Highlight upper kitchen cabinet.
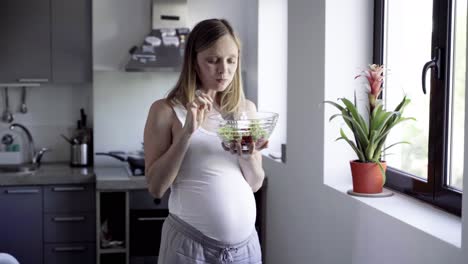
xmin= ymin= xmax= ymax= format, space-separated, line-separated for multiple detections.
xmin=0 ymin=0 xmax=92 ymax=84
xmin=51 ymin=0 xmax=92 ymax=83
xmin=0 ymin=0 xmax=52 ymax=83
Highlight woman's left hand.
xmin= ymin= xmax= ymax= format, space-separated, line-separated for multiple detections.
xmin=222 ymin=139 xmax=269 ymax=156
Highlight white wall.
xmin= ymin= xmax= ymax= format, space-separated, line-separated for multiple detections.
xmin=92 ymin=0 xmax=259 ymax=165
xmin=263 ymin=0 xmax=468 ymax=263
xmin=0 ymin=84 xmax=92 ymax=163
xmin=93 ymin=72 xmax=177 ymax=165
xmin=324 ymin=0 xmax=373 ymax=186
xmin=257 ymin=0 xmax=287 ymax=155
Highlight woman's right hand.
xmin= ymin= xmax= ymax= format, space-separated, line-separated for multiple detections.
xmin=183 ymin=91 xmax=213 ymax=135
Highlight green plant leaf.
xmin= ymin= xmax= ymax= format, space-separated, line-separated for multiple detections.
xmin=377 ymin=161 xmax=386 ymax=185
xmin=338 ymin=109 xmax=363 ymax=151
xmin=337 ymin=128 xmax=366 ymax=161
xmin=394 ymin=96 xmax=411 ymax=113
xmin=374 ymin=117 xmax=415 ymax=144
xmin=372 ymin=111 xmax=399 ymax=137
xmin=365 ymin=130 xmax=377 ymax=161
xmin=341 ymin=114 xmax=369 ymax=151
xmin=372 ymin=138 xmax=386 ymax=161
xmin=324 ymin=100 xmax=346 ymax=112
xmin=383 ymin=141 xmax=411 ymax=152
xmin=328 ymin=113 xmax=342 ymax=122
xmin=340 ymin=98 xmax=369 ymax=135
xmin=339 ymin=99 xmax=369 ymax=153
xmin=371 ymin=103 xmax=383 ymax=122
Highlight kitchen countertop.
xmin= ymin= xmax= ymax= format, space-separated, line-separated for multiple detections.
xmin=0 ymin=162 xmax=148 ymax=190
xmin=1 ymin=163 xmax=264 ymax=191
xmin=94 ymin=165 xmax=148 ymax=191
xmin=0 ymin=162 xmax=95 ymax=186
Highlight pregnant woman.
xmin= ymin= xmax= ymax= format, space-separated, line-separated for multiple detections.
xmin=144 ymin=18 xmax=267 ymax=264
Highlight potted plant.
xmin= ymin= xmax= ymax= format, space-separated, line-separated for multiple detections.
xmin=325 ymin=64 xmax=414 ymax=194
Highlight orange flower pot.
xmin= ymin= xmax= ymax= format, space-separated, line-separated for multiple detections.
xmin=350 ymin=160 xmax=387 ymax=194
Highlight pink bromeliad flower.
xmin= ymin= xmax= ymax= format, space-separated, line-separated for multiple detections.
xmin=355 ymin=64 xmax=385 ymax=112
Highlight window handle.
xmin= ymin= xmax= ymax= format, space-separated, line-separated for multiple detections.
xmin=422 ymin=47 xmax=442 ymax=94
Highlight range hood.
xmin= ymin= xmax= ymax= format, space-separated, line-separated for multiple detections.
xmin=125 ymin=0 xmax=190 ymax=72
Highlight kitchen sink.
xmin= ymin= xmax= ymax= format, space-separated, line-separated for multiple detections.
xmin=0 ymin=164 xmax=39 ymax=175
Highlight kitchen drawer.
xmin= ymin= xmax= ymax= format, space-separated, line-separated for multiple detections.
xmin=44 ymin=212 xmax=95 ymax=243
xmin=130 ymin=209 xmax=168 ymax=257
xmin=44 ymin=243 xmax=95 ymax=264
xmin=129 ymin=189 xmax=170 ymax=210
xmin=44 ymin=184 xmax=95 ymax=212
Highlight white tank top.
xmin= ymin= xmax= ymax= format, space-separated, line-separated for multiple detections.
xmin=168 ymin=103 xmax=257 ymax=243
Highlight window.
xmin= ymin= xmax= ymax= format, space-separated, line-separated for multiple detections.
xmin=374 ymin=0 xmax=466 ymax=216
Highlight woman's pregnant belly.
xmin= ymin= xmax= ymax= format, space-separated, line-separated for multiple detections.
xmin=169 ymin=170 xmax=257 ymax=244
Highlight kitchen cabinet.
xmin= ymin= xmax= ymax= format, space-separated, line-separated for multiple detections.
xmin=0 ymin=0 xmax=52 ymax=83
xmin=43 ymin=184 xmax=96 ymax=264
xmin=97 ymin=191 xmax=129 ymax=264
xmin=129 ymin=190 xmax=169 ymax=263
xmin=51 ymin=0 xmax=92 ymax=83
xmin=0 ymin=0 xmax=92 ymax=84
xmin=96 ymin=186 xmax=267 ymax=264
xmin=0 ymin=186 xmax=43 ymax=264
xmin=0 ymin=183 xmax=96 ymax=264
xmin=96 ymin=190 xmax=169 ymax=264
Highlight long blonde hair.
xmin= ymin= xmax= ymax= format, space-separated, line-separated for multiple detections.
xmin=167 ymin=19 xmax=244 ymax=114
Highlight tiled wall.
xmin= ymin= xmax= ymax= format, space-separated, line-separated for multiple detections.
xmin=0 ymin=84 xmax=92 ymax=163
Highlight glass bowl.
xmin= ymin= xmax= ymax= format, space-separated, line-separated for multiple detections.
xmin=208 ymin=111 xmax=279 ymax=151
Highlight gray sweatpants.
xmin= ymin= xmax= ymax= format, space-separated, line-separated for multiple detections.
xmin=157 ymin=214 xmax=262 ymax=264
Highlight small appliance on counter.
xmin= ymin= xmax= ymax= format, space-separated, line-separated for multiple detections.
xmin=70 ymin=143 xmax=89 ymax=167
xmin=62 ymin=108 xmax=93 ymax=167
xmin=0 ymin=132 xmax=25 ymax=165
xmin=0 ymin=123 xmax=50 ymax=167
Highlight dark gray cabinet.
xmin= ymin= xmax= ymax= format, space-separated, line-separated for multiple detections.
xmin=0 ymin=184 xmax=96 ymax=264
xmin=44 ymin=184 xmax=95 ymax=213
xmin=0 ymin=0 xmax=92 ymax=84
xmin=51 ymin=0 xmax=92 ymax=83
xmin=0 ymin=186 xmax=43 ymax=264
xmin=43 ymin=184 xmax=96 ymax=264
xmin=44 ymin=243 xmax=95 ymax=264
xmin=0 ymin=0 xmax=52 ymax=83
xmin=129 ymin=190 xmax=169 ymax=263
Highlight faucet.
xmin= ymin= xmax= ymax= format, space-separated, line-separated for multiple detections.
xmin=9 ymin=123 xmax=49 ymax=167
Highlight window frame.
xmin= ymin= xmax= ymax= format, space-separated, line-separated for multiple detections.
xmin=374 ymin=0 xmax=462 ymax=216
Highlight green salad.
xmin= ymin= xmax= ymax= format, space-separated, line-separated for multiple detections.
xmin=218 ymin=120 xmax=268 ymax=144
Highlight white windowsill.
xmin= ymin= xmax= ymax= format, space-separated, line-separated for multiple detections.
xmin=325 ymin=182 xmax=462 ymax=248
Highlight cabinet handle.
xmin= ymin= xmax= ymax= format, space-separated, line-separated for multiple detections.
xmin=52 ymin=186 xmax=85 ymax=192
xmin=18 ymin=78 xmax=49 ymax=83
xmin=53 ymin=216 xmax=85 ymax=222
xmin=53 ymin=246 xmax=86 ymax=252
xmin=5 ymin=189 xmax=39 ymax=194
xmin=137 ymin=217 xmax=166 ymax=221
xmin=0 ymin=83 xmax=40 ymax=87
